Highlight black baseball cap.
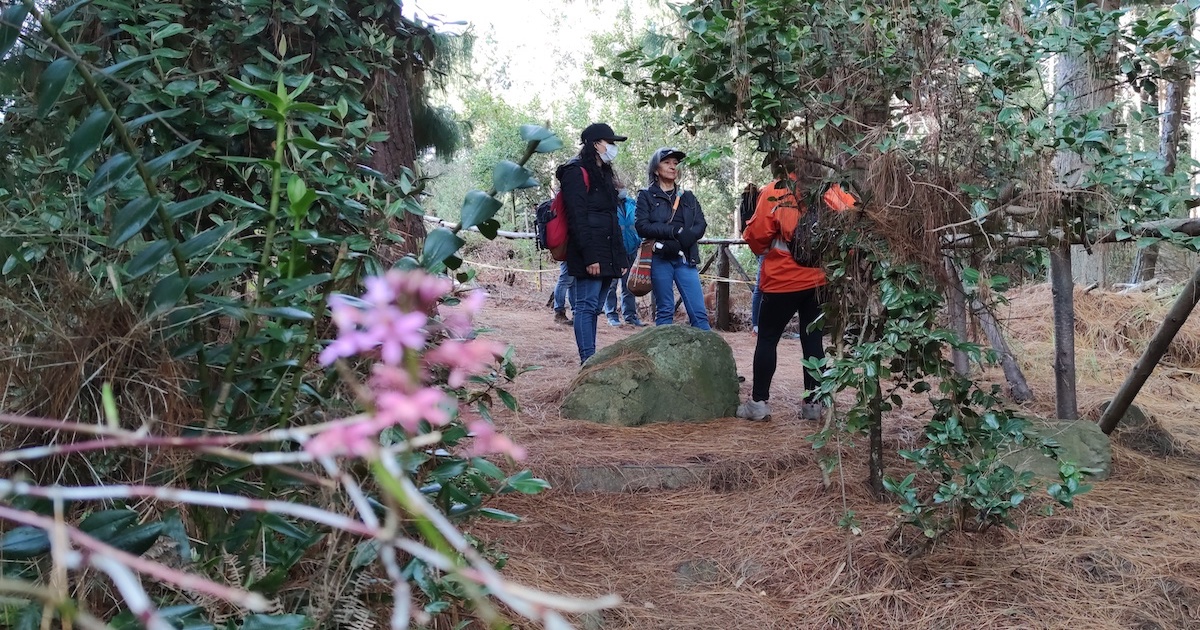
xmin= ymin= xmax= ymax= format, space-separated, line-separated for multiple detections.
xmin=655 ymin=147 xmax=687 ymax=162
xmin=580 ymin=122 xmax=628 ymax=144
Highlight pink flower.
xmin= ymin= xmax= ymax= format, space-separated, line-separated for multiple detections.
xmin=376 ymin=386 xmax=451 ymax=434
xmin=465 ymin=419 xmax=526 ymax=460
xmin=305 ymin=416 xmax=389 ymax=458
xmin=425 ymin=339 xmax=507 ymax=387
xmin=443 ymin=289 xmax=488 ymax=338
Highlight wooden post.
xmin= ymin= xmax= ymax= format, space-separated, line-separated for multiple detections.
xmin=970 ymin=297 xmax=1034 ymax=403
xmin=716 ymin=245 xmax=731 ymax=330
xmin=1098 ymin=263 xmax=1200 ymax=434
xmin=1049 ymin=239 xmax=1078 ymax=420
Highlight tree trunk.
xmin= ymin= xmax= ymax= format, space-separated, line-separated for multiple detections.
xmin=1050 ymin=239 xmax=1078 ymax=419
xmin=1130 ymin=27 xmax=1189 ymax=283
xmin=970 ymin=297 xmax=1034 ymax=403
xmin=370 ymin=68 xmax=424 ymax=256
xmin=1049 ymin=0 xmax=1115 ymax=420
xmin=1099 ymin=262 xmax=1200 ymax=434
xmin=944 ymin=258 xmax=970 ymax=377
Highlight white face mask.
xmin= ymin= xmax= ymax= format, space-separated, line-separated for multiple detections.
xmin=599 ymin=142 xmax=618 ymax=163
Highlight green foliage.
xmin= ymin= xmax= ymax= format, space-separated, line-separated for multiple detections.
xmin=807 ymin=234 xmax=1091 ymax=544
xmin=0 ymin=0 xmax=562 ymax=626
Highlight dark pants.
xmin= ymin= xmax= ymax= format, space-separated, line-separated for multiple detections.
xmin=751 ymin=287 xmax=824 ymax=402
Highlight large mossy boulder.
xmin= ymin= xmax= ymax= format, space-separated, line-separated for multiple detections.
xmin=1003 ymin=418 xmax=1112 ymax=481
xmin=561 ymin=325 xmax=739 ymax=426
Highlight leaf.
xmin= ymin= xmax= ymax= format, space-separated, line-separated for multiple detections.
xmin=460 ymin=190 xmax=502 ymax=231
xmin=110 ymin=196 xmax=161 ymax=247
xmin=125 ymin=107 xmax=189 ymax=132
xmin=260 ymin=513 xmax=310 ymax=541
xmin=471 ymin=457 xmax=506 ymax=480
xmin=146 ymin=273 xmax=187 ymax=315
xmin=99 ymin=54 xmax=153 ymax=76
xmin=492 ymin=161 xmax=535 ymax=193
xmin=253 ymin=306 xmax=313 ymax=321
xmin=350 ymin=540 xmax=380 ymax=569
xmin=227 ymin=76 xmax=283 ymax=109
xmin=166 ymin=191 xmax=222 ymax=220
xmin=241 ymin=614 xmax=314 ymax=630
xmin=85 ymin=152 xmax=137 ymax=198
xmin=422 ymin=228 xmax=464 ymax=270
xmin=178 ymin=224 xmax=234 ymax=260
xmin=287 ymin=175 xmax=307 ymax=205
xmin=518 ymin=124 xmax=553 ymax=142
xmin=478 ymin=508 xmax=521 ymax=522
xmin=106 ymin=522 xmax=164 ymax=555
xmin=535 ymin=136 xmax=564 ymax=153
xmin=273 ymin=273 xmax=331 ymax=299
xmin=36 ymin=58 xmax=76 ymax=118
xmin=146 ymin=140 xmax=203 ymax=175
xmin=0 ymin=526 xmax=50 ymax=559
xmin=79 ymin=509 xmax=139 ymax=534
xmin=0 ymin=4 xmax=29 ymax=60
xmin=51 ymin=0 xmax=89 ymax=29
xmin=67 ymin=108 xmax=114 ymax=171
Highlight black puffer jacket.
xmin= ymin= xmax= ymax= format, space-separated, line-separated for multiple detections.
xmin=557 ymin=158 xmax=627 ymax=279
xmin=635 ymin=183 xmax=707 ymax=266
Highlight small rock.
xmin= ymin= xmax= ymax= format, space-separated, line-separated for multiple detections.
xmin=676 ymin=558 xmax=723 ymax=586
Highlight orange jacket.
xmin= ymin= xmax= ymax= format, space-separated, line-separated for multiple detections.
xmin=743 ymin=178 xmax=857 ymax=294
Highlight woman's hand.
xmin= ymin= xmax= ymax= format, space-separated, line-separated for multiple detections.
xmin=587 ymin=263 xmax=600 ymax=276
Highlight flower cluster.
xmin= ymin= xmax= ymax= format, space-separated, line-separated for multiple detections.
xmin=306 ymin=269 xmax=522 ymax=460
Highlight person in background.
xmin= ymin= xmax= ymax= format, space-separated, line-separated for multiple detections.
xmin=604 ymin=179 xmax=645 ymax=327
xmin=559 ymin=122 xmax=630 ymax=364
xmin=635 ymin=147 xmax=710 ymax=329
xmin=552 ymin=260 xmax=574 ymax=325
xmin=737 ymin=147 xmax=857 ymax=422
xmin=738 ymin=183 xmax=764 ymax=335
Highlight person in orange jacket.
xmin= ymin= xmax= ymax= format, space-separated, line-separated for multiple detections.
xmin=737 ymin=147 xmax=857 ymax=421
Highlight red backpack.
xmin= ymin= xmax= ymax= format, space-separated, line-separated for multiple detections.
xmin=536 ymin=168 xmax=590 ymax=262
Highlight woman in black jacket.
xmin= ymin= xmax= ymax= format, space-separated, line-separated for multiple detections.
xmin=557 ymin=122 xmax=630 ymax=364
xmin=634 ymin=147 xmax=710 ymax=329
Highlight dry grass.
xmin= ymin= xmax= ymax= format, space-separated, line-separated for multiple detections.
xmin=0 ymin=267 xmax=197 ymax=487
xmin=461 ymin=253 xmax=1200 ymax=630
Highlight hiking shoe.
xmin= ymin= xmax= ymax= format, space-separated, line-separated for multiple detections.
xmin=626 ymin=317 xmax=646 ymax=327
xmin=606 ymin=316 xmax=621 ymax=327
xmin=800 ymin=403 xmax=825 ymax=421
xmin=554 ymin=310 xmax=572 ymax=325
xmin=736 ymin=399 xmax=770 ymax=421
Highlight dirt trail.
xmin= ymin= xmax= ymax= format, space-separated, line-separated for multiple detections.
xmin=464 ymin=259 xmax=1200 ymax=630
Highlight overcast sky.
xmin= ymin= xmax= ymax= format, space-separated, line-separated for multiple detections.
xmin=405 ymin=0 xmax=657 ymax=109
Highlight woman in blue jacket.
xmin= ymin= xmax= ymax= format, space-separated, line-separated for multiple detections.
xmin=634 ymin=147 xmax=710 ymax=329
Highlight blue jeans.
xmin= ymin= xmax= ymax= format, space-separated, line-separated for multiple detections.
xmin=553 ymin=261 xmax=575 ymax=311
xmin=650 ymin=256 xmax=710 ymax=330
xmin=573 ymin=276 xmax=613 ymax=363
xmin=751 ymin=254 xmax=765 ymax=329
xmin=603 ymin=267 xmax=639 ymax=322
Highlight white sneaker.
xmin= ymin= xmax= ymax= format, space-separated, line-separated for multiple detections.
xmin=736 ymin=399 xmax=770 ymax=421
xmin=800 ymin=403 xmax=826 ymax=421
